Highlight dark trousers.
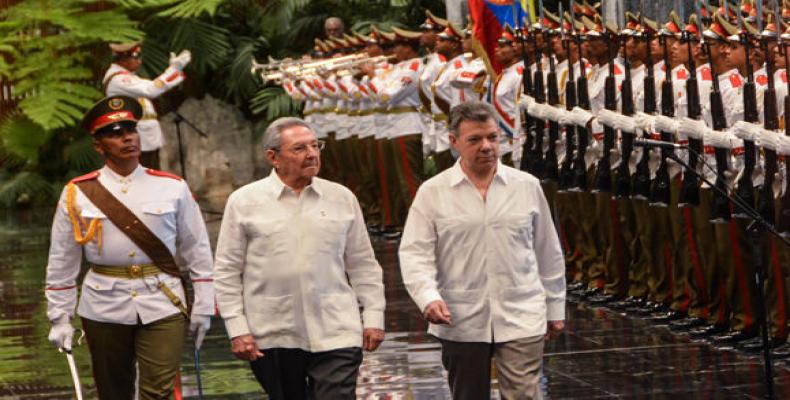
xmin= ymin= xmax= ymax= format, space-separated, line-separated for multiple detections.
xmin=250 ymin=347 xmax=362 ymax=400
xmin=82 ymin=313 xmax=186 ymax=400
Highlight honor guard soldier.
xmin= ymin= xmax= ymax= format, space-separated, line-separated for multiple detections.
xmin=431 ymin=23 xmax=466 ymax=172
xmin=45 ymin=96 xmax=215 ymax=399
xmin=450 ymin=25 xmax=490 ymax=106
xmin=418 ymin=11 xmax=449 ymax=159
xmin=492 ymin=27 xmax=526 ymax=166
xmin=104 ymin=42 xmax=191 ymax=169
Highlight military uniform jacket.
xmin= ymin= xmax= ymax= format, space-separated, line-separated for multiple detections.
xmin=382 ymin=57 xmax=424 ymax=139
xmin=492 ymin=60 xmax=525 ymax=160
xmin=45 ymin=165 xmax=215 ymax=325
xmin=104 ymin=64 xmax=185 ymax=152
xmin=431 ymin=54 xmax=467 ymax=153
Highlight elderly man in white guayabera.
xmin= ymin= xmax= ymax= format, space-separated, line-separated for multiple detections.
xmin=213 ymin=117 xmax=386 ymax=400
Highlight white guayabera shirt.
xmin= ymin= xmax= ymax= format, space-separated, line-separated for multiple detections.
xmin=214 ymin=170 xmax=385 ymax=352
xmin=399 ymin=160 xmax=566 ymax=343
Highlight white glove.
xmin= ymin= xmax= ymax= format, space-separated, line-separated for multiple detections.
xmin=634 ymin=112 xmax=656 ymax=132
xmin=543 ymin=105 xmax=562 ymax=122
xmin=48 ymin=320 xmax=74 ymax=351
xmin=190 ymin=314 xmax=212 ymax=350
xmin=615 ymin=114 xmax=638 ymax=133
xmin=731 ymin=120 xmax=761 ymax=142
xmin=558 ymin=108 xmax=574 ymax=126
xmin=704 ymin=129 xmax=735 ymax=149
xmin=777 ymin=135 xmax=790 ymax=156
xmin=677 ymin=117 xmax=708 ymax=140
xmin=758 ymin=130 xmax=782 ymax=151
xmin=654 ymin=115 xmax=679 ymax=134
xmin=520 ymin=94 xmax=535 ymax=112
xmin=528 ymin=101 xmax=548 ymax=119
xmin=570 ymin=106 xmax=594 ymax=127
xmin=595 ymin=109 xmax=619 ymax=129
xmin=169 ymin=49 xmax=192 ymax=71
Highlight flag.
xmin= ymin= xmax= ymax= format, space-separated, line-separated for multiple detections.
xmin=467 ymin=0 xmax=530 ymax=74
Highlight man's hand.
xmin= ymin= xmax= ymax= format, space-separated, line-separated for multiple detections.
xmin=362 ymin=328 xmax=385 ymax=351
xmin=231 ymin=334 xmax=263 ymax=361
xmin=423 ymin=300 xmax=452 ymax=325
xmin=48 ymin=321 xmax=75 ymax=350
xmin=545 ymin=320 xmax=565 ymax=340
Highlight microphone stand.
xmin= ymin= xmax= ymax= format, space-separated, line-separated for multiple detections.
xmin=172 ymin=111 xmax=209 ymax=181
xmin=666 ymin=146 xmax=788 ymax=400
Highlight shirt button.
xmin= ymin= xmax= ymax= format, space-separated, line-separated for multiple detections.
xmin=131 ymin=290 xmax=138 ymax=297
xmin=128 ymin=251 xmax=136 ymax=258
xmin=94 ymin=284 xmax=100 ymax=289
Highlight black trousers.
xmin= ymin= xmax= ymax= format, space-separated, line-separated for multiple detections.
xmin=249 ymin=347 xmax=362 ymax=400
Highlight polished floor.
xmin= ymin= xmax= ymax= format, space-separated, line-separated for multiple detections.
xmin=1 ymin=210 xmax=789 ymax=399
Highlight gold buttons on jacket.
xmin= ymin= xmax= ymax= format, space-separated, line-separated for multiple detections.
xmin=131 ymin=290 xmax=138 ymax=297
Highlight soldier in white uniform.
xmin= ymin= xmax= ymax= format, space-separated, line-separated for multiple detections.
xmin=104 ymin=42 xmax=191 ymax=169
xmin=491 ymin=28 xmax=525 ymax=167
xmin=431 ymin=23 xmax=466 ymax=172
xmin=45 ymin=96 xmax=214 ymax=399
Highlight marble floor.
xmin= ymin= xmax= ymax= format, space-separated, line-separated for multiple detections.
xmin=1 ymin=214 xmax=789 ymax=399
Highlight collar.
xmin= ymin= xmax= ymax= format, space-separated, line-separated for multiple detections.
xmin=101 ymin=164 xmax=144 ymax=183
xmin=447 ymin=159 xmax=509 ymax=187
xmin=268 ymin=169 xmax=322 ymax=199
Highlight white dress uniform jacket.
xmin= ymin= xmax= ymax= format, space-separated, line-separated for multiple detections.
xmin=492 ymin=61 xmax=525 ymax=163
xmin=45 ymin=165 xmax=215 ymax=325
xmin=399 ymin=161 xmax=566 ymax=343
xmin=382 ymin=57 xmax=425 ymax=140
xmin=214 ymin=171 xmax=386 ymax=352
xmin=431 ymin=54 xmax=467 ymax=153
xmin=104 ymin=64 xmax=185 ymax=152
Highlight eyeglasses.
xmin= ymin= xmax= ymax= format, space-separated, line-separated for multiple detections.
xmin=273 ymin=140 xmax=325 ymax=155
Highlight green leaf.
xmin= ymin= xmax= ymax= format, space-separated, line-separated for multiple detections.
xmin=17 ymin=83 xmax=102 ymax=131
xmin=157 ymin=0 xmax=226 ymax=18
xmin=0 ymin=171 xmax=55 ymax=207
xmin=64 ymin=136 xmax=104 ymax=173
xmin=0 ymin=115 xmax=52 ymax=164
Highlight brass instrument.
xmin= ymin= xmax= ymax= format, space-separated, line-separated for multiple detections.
xmin=251 ymin=53 xmax=394 ymax=83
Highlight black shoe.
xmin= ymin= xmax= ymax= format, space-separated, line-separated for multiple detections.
xmin=669 ymin=317 xmax=707 ymax=332
xmin=647 ymin=310 xmax=685 ymax=323
xmin=567 ymin=281 xmax=585 ymax=291
xmin=588 ymin=293 xmax=621 ymax=305
xmin=737 ymin=337 xmax=783 ymax=353
xmin=712 ymin=330 xmax=757 ymax=346
xmin=609 ymin=297 xmax=642 ymax=310
xmin=635 ymin=302 xmax=667 ymax=316
xmin=772 ymin=343 xmax=790 ymax=359
xmin=689 ymin=324 xmax=729 ymax=339
xmin=580 ymin=287 xmax=602 ymax=298
xmin=382 ymin=229 xmax=402 ymax=241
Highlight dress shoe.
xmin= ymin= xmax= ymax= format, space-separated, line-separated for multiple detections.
xmin=712 ymin=330 xmax=757 ymax=346
xmin=609 ymin=296 xmax=644 ymax=310
xmin=382 ymin=229 xmax=402 ymax=241
xmin=635 ymin=302 xmax=666 ymax=316
xmin=688 ymin=324 xmax=729 ymax=339
xmin=737 ymin=337 xmax=783 ymax=353
xmin=587 ymin=293 xmax=621 ymax=305
xmin=772 ymin=343 xmax=790 ymax=359
xmin=567 ymin=281 xmax=585 ymax=292
xmin=647 ymin=310 xmax=685 ymax=323
xmin=668 ymin=317 xmax=707 ymax=332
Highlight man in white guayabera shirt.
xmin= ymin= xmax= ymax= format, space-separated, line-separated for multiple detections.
xmin=399 ymin=101 xmax=566 ymax=400
xmin=213 ymin=117 xmax=386 ymax=400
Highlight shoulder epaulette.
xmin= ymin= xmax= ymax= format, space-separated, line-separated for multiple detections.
xmin=145 ymin=169 xmax=182 ymax=181
xmin=70 ymin=170 xmax=100 ymax=183
xmin=410 ymin=61 xmax=421 ymax=71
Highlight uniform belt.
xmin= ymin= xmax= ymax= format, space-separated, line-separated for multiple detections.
xmin=92 ymin=263 xmax=161 ymax=278
xmin=303 ymin=109 xmax=315 ymax=116
xmin=388 ymin=106 xmax=419 ymax=114
xmin=91 ymin=264 xmax=188 ymax=317
xmin=358 ymin=109 xmax=375 ymax=116
xmin=418 ymin=106 xmax=429 ymax=114
xmin=373 ymin=107 xmax=388 ymax=114
xmin=348 ymin=110 xmax=361 ymax=116
xmin=334 ymin=108 xmax=349 ymax=114
xmin=432 ymin=113 xmax=449 ymax=122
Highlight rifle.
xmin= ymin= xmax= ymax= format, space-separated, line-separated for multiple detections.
xmin=778 ymin=18 xmax=790 ymax=233
xmin=679 ymin=14 xmax=703 ymax=207
xmin=758 ymin=3 xmax=780 ymax=226
xmin=615 ymin=23 xmax=635 ymax=198
xmin=559 ymin=6 xmax=578 ymax=190
xmin=703 ymin=22 xmax=733 ymax=222
xmin=571 ymin=13 xmax=591 ymax=192
xmin=594 ymin=13 xmax=618 ymax=193
xmin=649 ymin=19 xmax=674 ymax=207
xmin=734 ymin=14 xmax=759 ymax=217
xmin=528 ymin=2 xmax=548 ymax=177
xmin=544 ymin=3 xmax=561 ymax=182
xmin=633 ymin=12 xmax=656 ymax=200
xmin=517 ymin=17 xmax=536 ymax=172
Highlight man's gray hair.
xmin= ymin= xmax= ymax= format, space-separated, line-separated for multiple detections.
xmin=448 ymin=101 xmax=498 ymax=136
xmin=262 ymin=117 xmax=314 ymax=150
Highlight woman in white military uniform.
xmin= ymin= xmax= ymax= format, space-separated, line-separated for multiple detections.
xmin=45 ymin=96 xmax=214 ymax=399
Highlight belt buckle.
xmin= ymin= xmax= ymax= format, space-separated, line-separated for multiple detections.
xmin=129 ymin=264 xmax=143 ymax=279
